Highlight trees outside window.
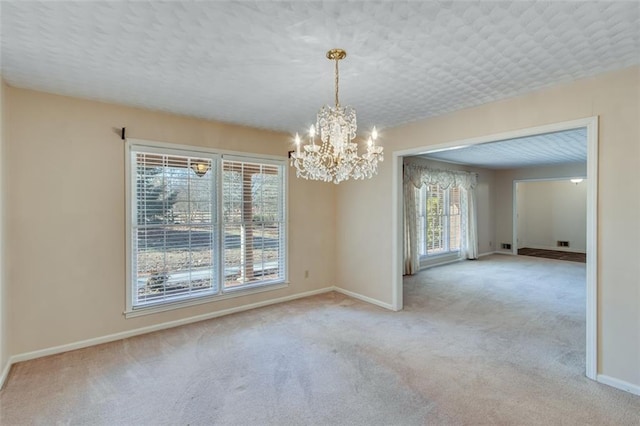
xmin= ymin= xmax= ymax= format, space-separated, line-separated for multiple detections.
xmin=222 ymin=160 xmax=285 ymax=289
xmin=418 ymin=184 xmax=461 ymax=256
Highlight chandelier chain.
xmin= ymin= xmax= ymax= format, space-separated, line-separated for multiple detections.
xmin=334 ymin=57 xmax=340 ymax=107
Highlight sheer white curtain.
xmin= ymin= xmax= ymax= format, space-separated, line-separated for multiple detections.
xmin=403 ymin=163 xmax=478 ymax=275
xmin=460 ymin=186 xmax=478 ymax=259
xmin=403 ymin=168 xmax=420 ymax=275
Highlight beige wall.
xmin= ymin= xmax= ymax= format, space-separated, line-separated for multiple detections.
xmin=5 ymin=87 xmax=336 ymax=356
xmin=517 ymin=179 xmax=587 ymax=253
xmin=336 ymin=66 xmax=640 ymax=386
xmin=493 ymin=163 xmax=587 ymax=253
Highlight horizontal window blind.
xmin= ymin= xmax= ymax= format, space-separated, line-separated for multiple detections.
xmin=426 ymin=183 xmax=445 ymax=254
xmin=132 ymin=151 xmax=218 ymax=307
xmin=448 ymin=186 xmax=461 ymax=252
xmin=420 ymin=183 xmax=461 ymax=257
xmin=222 ymin=160 xmax=285 ymax=289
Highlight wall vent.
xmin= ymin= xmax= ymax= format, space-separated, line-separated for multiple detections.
xmin=557 ymin=241 xmax=570 ymax=247
xmin=501 ymin=243 xmax=511 ymax=250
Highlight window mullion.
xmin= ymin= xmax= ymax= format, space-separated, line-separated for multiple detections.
xmin=444 ymin=187 xmax=450 ymax=253
xmin=161 ymin=156 xmax=168 ymax=301
xmin=186 ymin=161 xmax=191 ymax=297
xmin=214 ymin=158 xmax=222 ymax=295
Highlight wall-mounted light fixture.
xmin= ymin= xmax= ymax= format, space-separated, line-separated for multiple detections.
xmin=191 ymin=160 xmax=210 ymax=177
xmin=570 ymin=178 xmax=583 ymax=185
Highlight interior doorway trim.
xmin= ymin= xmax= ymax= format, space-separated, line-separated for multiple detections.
xmin=391 ymin=116 xmax=598 ymax=380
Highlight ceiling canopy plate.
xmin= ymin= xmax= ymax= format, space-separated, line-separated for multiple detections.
xmin=326 ymin=49 xmax=347 ymax=61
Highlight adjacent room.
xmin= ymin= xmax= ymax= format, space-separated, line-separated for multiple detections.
xmin=516 ymin=178 xmax=588 ymax=263
xmin=401 ymin=128 xmax=591 ymax=397
xmin=1 ymin=1 xmax=639 ymax=424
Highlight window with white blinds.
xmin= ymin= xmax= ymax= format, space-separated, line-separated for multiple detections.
xmin=127 ymin=142 xmax=286 ymax=312
xmin=418 ymin=183 xmax=461 ymax=257
xmin=222 ymin=160 xmax=285 ymax=289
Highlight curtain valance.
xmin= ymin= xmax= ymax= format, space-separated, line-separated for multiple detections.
xmin=404 ymin=163 xmax=478 ymax=190
xmin=403 ymin=162 xmax=479 ymax=274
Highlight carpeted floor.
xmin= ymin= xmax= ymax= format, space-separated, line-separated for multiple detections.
xmin=1 ymin=255 xmax=638 ymax=425
xmin=518 ymin=247 xmax=587 ymax=263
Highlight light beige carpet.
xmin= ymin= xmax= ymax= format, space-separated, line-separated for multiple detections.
xmin=1 ymin=255 xmax=639 ymax=425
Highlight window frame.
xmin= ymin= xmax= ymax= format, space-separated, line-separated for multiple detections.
xmin=418 ymin=183 xmax=461 ymax=260
xmin=125 ymin=139 xmax=288 ymax=318
xmin=220 ymin=155 xmax=287 ymax=292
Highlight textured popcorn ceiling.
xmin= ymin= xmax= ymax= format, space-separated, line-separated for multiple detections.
xmin=1 ymin=1 xmax=639 ymax=136
xmin=421 ymin=128 xmax=586 ymax=170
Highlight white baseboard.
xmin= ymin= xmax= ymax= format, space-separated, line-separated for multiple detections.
xmin=597 ymin=375 xmax=640 ymax=396
xmin=521 ymin=244 xmax=586 ymax=254
xmin=333 ymin=286 xmax=395 ymax=311
xmin=478 ymin=251 xmax=496 ymax=257
xmin=0 ymin=359 xmax=11 ymax=390
xmin=494 ymin=250 xmax=516 ymax=256
xmin=1 ymin=286 xmax=335 ymax=388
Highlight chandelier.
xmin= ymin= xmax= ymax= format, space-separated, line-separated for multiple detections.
xmin=290 ymin=49 xmax=383 ymax=184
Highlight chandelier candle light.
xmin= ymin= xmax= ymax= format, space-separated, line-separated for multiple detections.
xmin=290 ymin=49 xmax=383 ymax=184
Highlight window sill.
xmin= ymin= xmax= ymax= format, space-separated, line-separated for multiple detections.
xmin=124 ymin=282 xmax=288 ymax=318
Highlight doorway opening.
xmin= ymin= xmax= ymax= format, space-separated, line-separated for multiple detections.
xmin=391 ymin=117 xmax=598 ymax=379
xmin=515 ymin=178 xmax=587 ymax=263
